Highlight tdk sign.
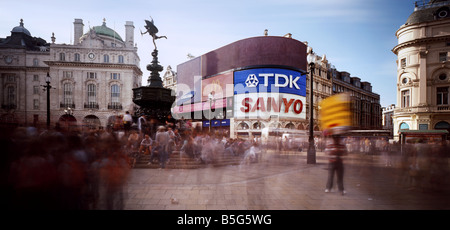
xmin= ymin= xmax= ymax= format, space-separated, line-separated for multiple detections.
xmin=234 ymin=68 xmax=306 ymax=96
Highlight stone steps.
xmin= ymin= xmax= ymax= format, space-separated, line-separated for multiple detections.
xmin=133 ymin=151 xmax=244 ymax=169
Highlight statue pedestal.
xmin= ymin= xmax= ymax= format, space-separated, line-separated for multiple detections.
xmin=132 ymin=49 xmax=175 ymax=121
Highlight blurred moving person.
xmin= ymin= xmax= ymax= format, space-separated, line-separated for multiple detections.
xmin=325 ymin=134 xmax=347 ymax=195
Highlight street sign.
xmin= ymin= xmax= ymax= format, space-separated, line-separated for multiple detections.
xmin=319 ymin=93 xmax=352 ymax=134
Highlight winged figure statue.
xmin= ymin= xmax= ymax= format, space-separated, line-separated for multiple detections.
xmin=141 ymin=17 xmax=167 ymax=49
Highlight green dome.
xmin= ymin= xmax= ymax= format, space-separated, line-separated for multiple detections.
xmin=91 ymin=21 xmax=123 ymax=42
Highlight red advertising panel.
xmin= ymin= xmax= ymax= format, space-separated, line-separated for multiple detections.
xmin=201 ymin=71 xmax=234 ymax=102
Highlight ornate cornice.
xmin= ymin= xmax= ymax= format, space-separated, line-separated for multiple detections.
xmin=44 ymin=61 xmax=143 ymax=75
xmin=392 ymin=35 xmax=450 ymax=54
xmin=0 ymin=66 xmax=49 ymax=71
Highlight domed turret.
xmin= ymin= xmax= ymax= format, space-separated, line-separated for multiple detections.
xmin=11 ymin=19 xmax=31 ymax=36
xmin=405 ymin=0 xmax=450 ymax=25
xmin=90 ymin=19 xmax=123 ymax=42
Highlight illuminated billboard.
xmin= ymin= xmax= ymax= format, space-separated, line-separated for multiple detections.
xmin=234 ymin=92 xmax=306 ymax=119
xmin=234 ymin=68 xmax=306 ymax=96
xmin=233 ymin=68 xmax=306 ymax=119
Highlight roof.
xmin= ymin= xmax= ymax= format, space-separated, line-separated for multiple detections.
xmin=90 ymin=20 xmax=123 ymax=42
xmin=399 ymin=129 xmax=449 ymax=134
xmin=11 ymin=19 xmax=31 ymax=36
xmin=405 ymin=0 xmax=450 ymax=25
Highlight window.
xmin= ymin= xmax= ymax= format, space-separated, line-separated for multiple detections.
xmin=87 ymin=84 xmax=97 ymax=104
xmin=401 ymin=90 xmax=410 ymax=108
xmin=110 ymin=73 xmax=120 ymax=80
xmin=118 ymin=55 xmax=124 ymax=63
xmin=400 ymin=122 xmax=410 ymax=130
xmin=439 ymin=52 xmax=447 ymax=62
xmin=6 ymin=75 xmax=15 ymax=82
xmin=87 ymin=72 xmax=97 ymax=79
xmin=104 ymin=54 xmax=109 ymax=63
xmin=33 ymin=58 xmax=39 ymax=66
xmin=33 ymin=75 xmax=39 ymax=81
xmin=74 ymin=53 xmax=81 ymax=62
xmin=59 ymin=53 xmax=65 ymax=61
xmin=7 ymin=86 xmax=15 ymax=106
xmin=437 ymin=87 xmax=449 ymax=105
xmin=33 ymin=85 xmax=40 ymax=95
xmin=439 ymin=73 xmax=447 ymax=81
xmin=63 ymin=83 xmax=73 ymax=106
xmin=111 ymin=85 xmax=120 ymax=103
xmin=33 ymin=99 xmax=39 ymax=110
xmin=63 ymin=71 xmax=73 ymax=79
xmin=419 ymin=124 xmax=428 ymax=130
xmin=401 ymin=58 xmax=406 ymax=68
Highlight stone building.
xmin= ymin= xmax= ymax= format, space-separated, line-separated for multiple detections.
xmin=0 ymin=18 xmax=142 ymax=129
xmin=392 ymin=0 xmax=450 ymax=139
xmin=162 ymin=65 xmax=177 ymax=91
xmin=330 ymin=68 xmax=382 ymax=130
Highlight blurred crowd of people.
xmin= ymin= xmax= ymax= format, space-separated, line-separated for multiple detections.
xmin=1 ymin=126 xmax=130 ymax=210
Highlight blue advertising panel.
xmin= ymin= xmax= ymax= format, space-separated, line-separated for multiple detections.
xmin=234 ymin=68 xmax=306 ymax=96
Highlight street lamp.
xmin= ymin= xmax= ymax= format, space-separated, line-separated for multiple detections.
xmin=42 ymin=72 xmax=53 ymax=129
xmin=208 ymin=92 xmax=215 ymax=133
xmin=306 ymin=48 xmax=319 ymax=164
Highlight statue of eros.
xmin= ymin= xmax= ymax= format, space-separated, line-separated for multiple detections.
xmin=141 ymin=17 xmax=167 ymax=50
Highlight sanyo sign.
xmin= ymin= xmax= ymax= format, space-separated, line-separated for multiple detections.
xmin=234 ymin=68 xmax=307 ymax=119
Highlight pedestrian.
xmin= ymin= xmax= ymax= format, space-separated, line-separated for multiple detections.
xmin=325 ymin=134 xmax=347 ymax=195
xmin=137 ymin=114 xmax=148 ymax=138
xmin=123 ymin=111 xmax=133 ymax=135
xmin=139 ymin=134 xmax=153 ymax=155
xmin=155 ymin=126 xmax=170 ymax=168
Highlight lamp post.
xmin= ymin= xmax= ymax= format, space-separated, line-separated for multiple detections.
xmin=208 ymin=92 xmax=215 ymax=133
xmin=42 ymin=72 xmax=53 ymax=129
xmin=306 ymin=49 xmax=318 ymax=164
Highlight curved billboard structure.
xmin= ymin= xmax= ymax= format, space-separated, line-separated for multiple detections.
xmin=173 ymin=36 xmax=308 ymax=138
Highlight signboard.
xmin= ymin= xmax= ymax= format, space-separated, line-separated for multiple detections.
xmin=319 ymin=93 xmax=352 ymax=132
xmin=234 ymin=92 xmax=306 ymax=119
xmin=203 ymin=119 xmax=230 ymax=127
xmin=201 ymin=72 xmax=234 ymax=102
xmin=234 ymin=68 xmax=306 ymax=96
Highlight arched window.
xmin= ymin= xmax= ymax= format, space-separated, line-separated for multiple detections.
xmin=74 ymin=53 xmax=81 ymax=62
xmin=253 ymin=122 xmax=265 ymax=130
xmin=435 ymin=121 xmax=450 ymax=130
xmin=399 ymin=122 xmax=410 ymax=130
xmin=238 ymin=122 xmax=249 ymax=130
xmin=286 ymin=123 xmax=295 ymax=129
xmin=118 ymin=55 xmax=124 ymax=63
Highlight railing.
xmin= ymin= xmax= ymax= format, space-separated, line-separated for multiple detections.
xmin=84 ymin=102 xmax=99 ymax=109
xmin=108 ymin=102 xmax=123 ymax=110
xmin=394 ymin=105 xmax=450 ymax=113
xmin=1 ymin=104 xmax=16 ymax=110
xmin=60 ymin=102 xmax=75 ymax=109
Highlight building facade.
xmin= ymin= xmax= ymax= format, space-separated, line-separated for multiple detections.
xmin=382 ymin=104 xmax=396 ymax=133
xmin=171 ymin=35 xmax=381 ymax=139
xmin=0 ymin=18 xmax=142 ymax=129
xmin=162 ymin=65 xmax=177 ymax=91
xmin=392 ymin=0 xmax=450 ymax=139
xmin=330 ymin=69 xmax=382 ymax=130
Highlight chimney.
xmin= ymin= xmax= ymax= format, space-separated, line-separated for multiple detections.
xmin=125 ymin=21 xmax=134 ymax=48
xmin=73 ymin=19 xmax=84 ymax=45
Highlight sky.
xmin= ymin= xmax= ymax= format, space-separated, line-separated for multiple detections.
xmin=0 ymin=0 xmax=417 ymax=107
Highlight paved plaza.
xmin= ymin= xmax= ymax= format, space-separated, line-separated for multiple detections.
xmin=121 ymin=151 xmax=450 ymax=210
